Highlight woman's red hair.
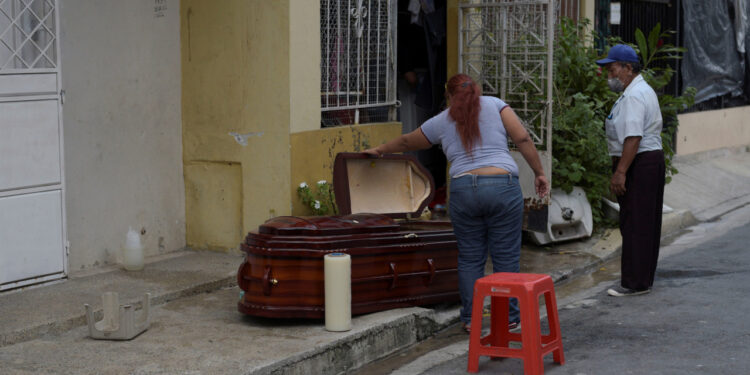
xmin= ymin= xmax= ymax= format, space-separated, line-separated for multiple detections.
xmin=446 ymin=74 xmax=481 ymax=154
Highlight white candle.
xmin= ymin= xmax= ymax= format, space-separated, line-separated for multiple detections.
xmin=324 ymin=253 xmax=352 ymax=332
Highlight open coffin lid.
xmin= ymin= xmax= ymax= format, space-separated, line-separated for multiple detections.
xmin=333 ymin=152 xmax=435 ymax=219
xmin=255 ymin=153 xmax=436 ymax=237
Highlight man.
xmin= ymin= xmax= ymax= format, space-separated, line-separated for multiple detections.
xmin=597 ymin=44 xmax=665 ymax=297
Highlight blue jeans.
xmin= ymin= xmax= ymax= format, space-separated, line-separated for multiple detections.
xmin=449 ymin=174 xmax=523 ymax=325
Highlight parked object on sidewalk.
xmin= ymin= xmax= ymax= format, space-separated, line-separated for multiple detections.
xmin=84 ymin=292 xmax=150 ymax=340
xmin=603 ymin=198 xmax=673 ymax=223
xmin=523 ymin=196 xmax=550 ymax=233
xmin=121 ymin=227 xmax=144 ymax=271
xmin=528 ymin=187 xmax=593 ymax=245
xmin=237 ymin=153 xmax=459 ymax=319
xmin=602 ymin=197 xmax=620 ymax=222
xmin=467 ymin=272 xmax=565 ymax=374
xmin=324 ymin=253 xmax=351 ymax=331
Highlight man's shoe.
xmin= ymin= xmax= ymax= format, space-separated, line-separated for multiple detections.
xmin=607 ymin=286 xmax=651 ymax=297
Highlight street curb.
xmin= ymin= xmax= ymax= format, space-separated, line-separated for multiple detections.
xmin=693 ymin=194 xmax=750 ymax=222
xmin=250 ymin=309 xmax=451 ymax=375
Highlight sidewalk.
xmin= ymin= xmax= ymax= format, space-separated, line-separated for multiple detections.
xmin=1 ymin=147 xmax=748 ymax=374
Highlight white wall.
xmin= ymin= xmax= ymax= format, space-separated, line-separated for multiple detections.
xmin=59 ymin=0 xmax=185 ymax=271
xmin=676 ymin=106 xmax=750 ymax=156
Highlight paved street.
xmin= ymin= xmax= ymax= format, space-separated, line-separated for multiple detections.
xmin=358 ymin=204 xmax=750 ymax=375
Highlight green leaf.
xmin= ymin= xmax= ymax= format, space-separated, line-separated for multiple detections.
xmin=647 ymin=23 xmax=661 ymax=60
xmin=635 ymin=28 xmax=649 ymax=66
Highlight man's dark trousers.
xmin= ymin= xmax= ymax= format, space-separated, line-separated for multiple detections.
xmin=614 ymin=150 xmax=665 ymax=291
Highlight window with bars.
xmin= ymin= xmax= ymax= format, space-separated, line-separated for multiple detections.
xmin=320 ymin=0 xmax=397 ymax=127
xmin=0 ymin=0 xmax=57 ymax=71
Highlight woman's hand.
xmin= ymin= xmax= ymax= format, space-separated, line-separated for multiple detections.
xmin=534 ymin=175 xmax=550 ymax=198
xmin=362 ymin=147 xmax=382 ymax=157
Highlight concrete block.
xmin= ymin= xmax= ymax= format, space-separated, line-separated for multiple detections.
xmin=84 ymin=292 xmax=150 ymax=340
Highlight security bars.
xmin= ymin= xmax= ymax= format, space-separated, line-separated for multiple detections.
xmin=320 ymin=0 xmax=397 ymax=127
xmin=458 ymin=0 xmax=555 ymax=151
xmin=0 ymin=0 xmax=57 ymax=71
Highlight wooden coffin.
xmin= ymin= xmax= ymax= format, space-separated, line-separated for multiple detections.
xmin=237 ymin=153 xmax=459 ymax=319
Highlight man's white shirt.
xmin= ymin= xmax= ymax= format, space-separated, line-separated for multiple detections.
xmin=605 ymin=74 xmax=663 ymax=156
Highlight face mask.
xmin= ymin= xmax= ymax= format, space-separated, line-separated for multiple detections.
xmin=607 ymin=77 xmax=625 ymax=92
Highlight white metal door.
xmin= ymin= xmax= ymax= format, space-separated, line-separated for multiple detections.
xmin=0 ymin=0 xmax=66 ymax=291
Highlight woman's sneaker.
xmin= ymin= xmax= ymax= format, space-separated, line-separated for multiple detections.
xmin=607 ymin=286 xmax=651 ymax=297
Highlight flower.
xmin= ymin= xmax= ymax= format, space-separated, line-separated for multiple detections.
xmin=314 ymin=200 xmax=321 ymax=210
xmin=317 ymin=180 xmax=327 ymax=186
xmin=299 ymin=182 xmax=308 ymax=189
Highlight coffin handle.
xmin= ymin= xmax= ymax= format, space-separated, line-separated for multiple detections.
xmin=424 ymin=258 xmax=435 ymax=286
xmin=263 ymin=266 xmax=278 ymax=296
xmin=237 ymin=258 xmax=250 ymax=291
xmin=389 ymin=262 xmax=398 ymax=290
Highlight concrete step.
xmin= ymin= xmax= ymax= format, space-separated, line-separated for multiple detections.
xmin=0 ymin=251 xmax=241 ymax=347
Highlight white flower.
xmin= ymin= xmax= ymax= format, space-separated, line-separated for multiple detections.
xmin=314 ymin=200 xmax=321 ymax=209
xmin=299 ymin=182 xmax=308 ymax=188
xmin=317 ymin=180 xmax=327 ymax=186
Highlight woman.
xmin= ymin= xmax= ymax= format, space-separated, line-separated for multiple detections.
xmin=363 ymin=74 xmax=549 ymax=332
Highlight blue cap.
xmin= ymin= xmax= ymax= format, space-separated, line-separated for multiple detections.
xmin=596 ymin=44 xmax=639 ymax=66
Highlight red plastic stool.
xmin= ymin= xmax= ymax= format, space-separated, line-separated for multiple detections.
xmin=467 ymin=272 xmax=565 ymax=374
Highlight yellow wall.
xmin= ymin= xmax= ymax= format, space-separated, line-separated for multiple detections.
xmin=290 ymin=1 xmax=321 ymax=133
xmin=181 ymin=1 xmax=407 ymax=248
xmin=676 ymin=106 xmax=750 ymax=156
xmin=447 ymin=0 xmax=459 ymax=79
xmin=181 ymin=0 xmax=293 ymax=250
xmin=290 ymin=123 xmax=402 ymax=215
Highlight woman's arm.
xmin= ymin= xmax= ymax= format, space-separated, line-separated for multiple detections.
xmin=500 ymin=107 xmax=549 ymax=197
xmin=363 ymin=128 xmax=432 ymax=157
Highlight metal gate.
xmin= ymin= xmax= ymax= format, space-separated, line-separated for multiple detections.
xmin=458 ymin=0 xmax=555 ymax=196
xmin=0 ymin=0 xmax=67 ymax=291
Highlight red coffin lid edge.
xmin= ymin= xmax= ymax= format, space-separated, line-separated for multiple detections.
xmin=333 ymin=152 xmax=435 ymax=219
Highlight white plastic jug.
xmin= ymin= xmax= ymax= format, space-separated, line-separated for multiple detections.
xmin=121 ymin=227 xmax=144 ymax=271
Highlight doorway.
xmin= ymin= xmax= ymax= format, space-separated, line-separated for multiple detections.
xmin=396 ymin=0 xmax=448 ymax=205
